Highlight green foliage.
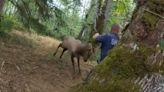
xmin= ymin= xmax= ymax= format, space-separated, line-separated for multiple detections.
xmin=60 ymin=0 xmax=70 ymax=5
xmin=84 ymin=78 xmax=140 ymax=92
xmin=105 ymin=0 xmax=136 ymax=32
xmin=2 ymin=0 xmax=136 ymax=39
xmin=72 ymin=79 xmax=139 ymax=92
xmin=143 ymin=11 xmax=157 ymax=31
xmin=159 ymin=40 xmax=164 ymax=50
xmin=3 ymin=0 xmax=50 ymax=34
xmin=0 ymin=16 xmax=15 ymax=36
xmin=0 ymin=17 xmax=13 ymax=31
xmin=2 ymin=0 xmax=83 ymax=39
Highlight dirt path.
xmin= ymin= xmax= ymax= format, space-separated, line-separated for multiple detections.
xmin=0 ymin=31 xmax=95 ymax=92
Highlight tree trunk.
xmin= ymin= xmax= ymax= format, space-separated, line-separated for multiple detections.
xmin=89 ymin=0 xmax=113 ymax=53
xmin=0 ymin=0 xmax=5 ymax=15
xmin=77 ymin=0 xmax=96 ymax=40
xmin=94 ymin=0 xmax=111 ymax=34
xmin=78 ymin=0 xmax=113 ymax=40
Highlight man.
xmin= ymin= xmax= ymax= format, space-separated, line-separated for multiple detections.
xmin=93 ymin=24 xmax=120 ymax=64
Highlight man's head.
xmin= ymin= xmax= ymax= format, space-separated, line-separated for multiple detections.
xmin=111 ymin=24 xmax=120 ymax=34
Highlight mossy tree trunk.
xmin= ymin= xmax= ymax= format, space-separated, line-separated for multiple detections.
xmin=72 ymin=0 xmax=164 ymax=92
xmin=121 ymin=0 xmax=164 ymax=91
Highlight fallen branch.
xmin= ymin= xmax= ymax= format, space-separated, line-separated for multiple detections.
xmin=143 ymin=9 xmax=164 ymax=19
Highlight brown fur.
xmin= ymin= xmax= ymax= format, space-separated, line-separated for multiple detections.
xmin=53 ymin=37 xmax=92 ymax=73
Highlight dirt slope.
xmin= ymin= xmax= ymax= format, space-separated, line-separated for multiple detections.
xmin=0 ymin=30 xmax=95 ymax=92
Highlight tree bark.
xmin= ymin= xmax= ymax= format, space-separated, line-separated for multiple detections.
xmin=94 ymin=0 xmax=110 ymax=33
xmin=0 ymin=0 xmax=5 ymax=14
xmin=77 ymin=0 xmax=96 ymax=39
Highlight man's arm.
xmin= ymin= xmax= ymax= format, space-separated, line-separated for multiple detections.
xmin=92 ymin=33 xmax=100 ymax=39
xmin=92 ymin=33 xmax=105 ymax=42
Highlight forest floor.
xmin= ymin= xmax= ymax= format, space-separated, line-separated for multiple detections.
xmin=0 ymin=30 xmax=96 ymax=92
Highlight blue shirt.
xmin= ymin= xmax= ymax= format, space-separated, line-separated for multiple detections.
xmin=96 ymin=32 xmax=119 ymax=61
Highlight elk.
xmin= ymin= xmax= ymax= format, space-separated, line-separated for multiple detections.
xmin=53 ymin=36 xmax=93 ymax=73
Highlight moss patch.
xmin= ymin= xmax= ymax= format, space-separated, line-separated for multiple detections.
xmin=96 ymin=45 xmax=154 ymax=78
xmin=71 ymin=44 xmax=164 ymax=92
xmin=143 ymin=12 xmax=157 ymax=31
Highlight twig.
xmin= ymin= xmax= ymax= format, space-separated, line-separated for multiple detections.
xmin=1 ymin=61 xmax=5 ymax=71
xmin=143 ymin=9 xmax=164 ymax=19
xmin=14 ymin=64 xmax=21 ymax=71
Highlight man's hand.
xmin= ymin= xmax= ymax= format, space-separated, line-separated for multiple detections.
xmin=92 ymin=33 xmax=100 ymax=39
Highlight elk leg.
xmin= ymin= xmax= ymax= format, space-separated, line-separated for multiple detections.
xmin=53 ymin=43 xmax=62 ymax=56
xmin=77 ymin=56 xmax=81 ymax=74
xmin=71 ymin=54 xmax=75 ymax=73
xmin=59 ymin=48 xmax=67 ymax=59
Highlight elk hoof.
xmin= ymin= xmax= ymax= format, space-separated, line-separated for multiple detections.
xmin=81 ymin=70 xmax=88 ymax=81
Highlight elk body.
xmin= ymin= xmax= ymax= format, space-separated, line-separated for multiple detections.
xmin=53 ymin=36 xmax=92 ymax=73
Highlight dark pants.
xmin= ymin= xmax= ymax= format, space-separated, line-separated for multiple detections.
xmin=97 ymin=52 xmax=107 ymax=64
